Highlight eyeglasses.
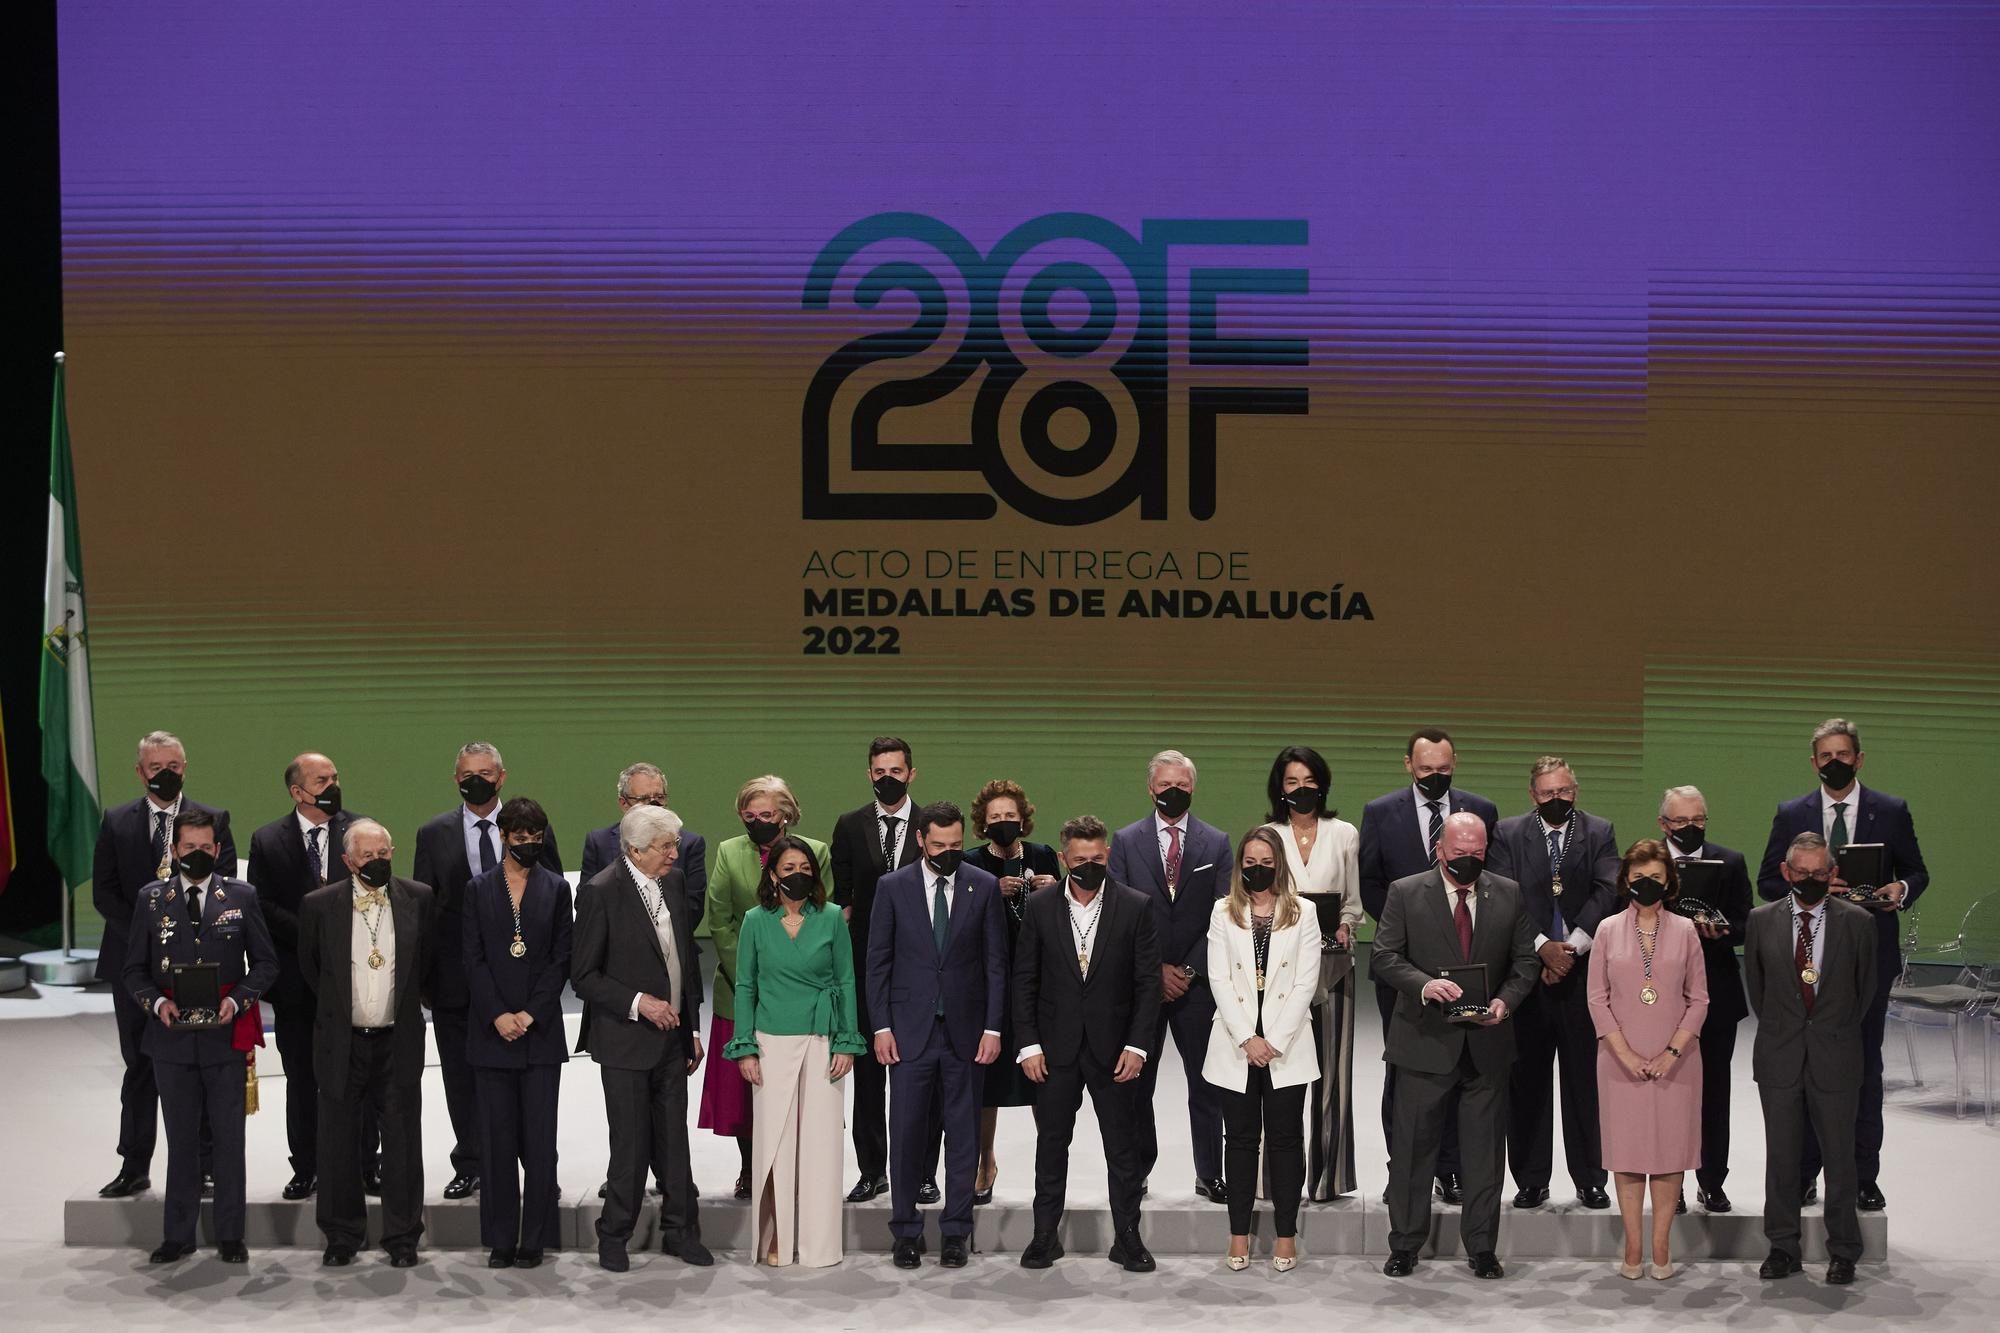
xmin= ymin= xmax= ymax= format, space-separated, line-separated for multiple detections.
xmin=1660 ymin=815 xmax=1707 ymax=830
xmin=1536 ymin=785 xmax=1578 ymax=801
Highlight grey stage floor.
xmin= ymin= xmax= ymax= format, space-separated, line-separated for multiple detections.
xmin=2 ymin=973 xmax=1995 ymax=1330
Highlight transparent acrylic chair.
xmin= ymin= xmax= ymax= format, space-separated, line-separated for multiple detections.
xmin=1887 ymin=895 xmax=2000 ymax=1119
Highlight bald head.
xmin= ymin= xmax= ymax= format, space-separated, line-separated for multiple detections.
xmin=1438 ymin=811 xmax=1488 ymax=859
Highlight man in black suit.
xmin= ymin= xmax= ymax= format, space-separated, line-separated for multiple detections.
xmin=1747 ymin=832 xmax=1877 ymax=1286
xmin=578 ymin=761 xmax=709 ymax=920
xmin=411 ymin=741 xmax=564 ymax=1200
xmin=297 ymin=819 xmax=436 ymax=1267
xmin=1485 ymin=755 xmax=1618 ymax=1210
xmin=246 ymin=751 xmax=357 ymax=1200
xmin=829 ymin=735 xmax=925 ymax=1204
xmin=1356 ymin=726 xmax=1500 ymax=1204
xmin=91 ymin=729 xmax=236 ymax=1199
xmin=1014 ymin=815 xmax=1162 ymax=1273
xmin=1371 ymin=812 xmax=1539 ymax=1280
xmin=572 ymin=803 xmax=711 ymax=1273
xmin=1106 ymin=748 xmax=1232 ymax=1202
xmin=1657 ymin=784 xmax=1753 ymax=1214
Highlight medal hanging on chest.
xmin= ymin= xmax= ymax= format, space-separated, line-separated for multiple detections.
xmin=1252 ymin=914 xmax=1273 ymax=992
xmin=1071 ymin=894 xmax=1104 ymax=978
xmin=358 ymin=893 xmax=388 ymax=970
xmin=510 ymin=888 xmax=528 ymax=958
xmin=1636 ymin=919 xmax=1659 ymax=1005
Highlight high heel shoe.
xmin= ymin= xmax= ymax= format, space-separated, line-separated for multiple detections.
xmin=1272 ymin=1253 xmax=1298 ymax=1273
xmin=1648 ymin=1261 xmax=1678 ymax=1280
xmin=973 ymin=1169 xmax=997 ymax=1206
xmin=1618 ymin=1260 xmax=1644 ymax=1279
xmin=1225 ymin=1252 xmax=1250 ymax=1271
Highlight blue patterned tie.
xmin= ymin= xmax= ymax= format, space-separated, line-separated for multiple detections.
xmin=306 ymin=826 xmax=324 ymax=883
xmin=1546 ymin=828 xmax=1567 ymax=939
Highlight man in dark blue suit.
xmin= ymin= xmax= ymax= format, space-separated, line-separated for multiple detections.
xmin=1755 ymin=718 xmax=1927 ymax=1213
xmin=91 ymin=729 xmax=236 ymax=1199
xmin=1487 ymin=755 xmax=1618 ymax=1210
xmin=1356 ymin=727 xmax=1498 ymax=1202
xmin=866 ymin=800 xmax=1007 ymax=1268
xmin=578 ymin=761 xmax=708 ymax=921
xmin=1107 ymin=749 xmax=1233 ymax=1202
xmin=1658 ymin=785 xmax=1754 ymax=1214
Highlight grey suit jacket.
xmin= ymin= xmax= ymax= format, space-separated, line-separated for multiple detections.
xmin=1370 ymin=868 xmax=1540 ymax=1076
xmin=1744 ymin=896 xmax=1877 ymax=1091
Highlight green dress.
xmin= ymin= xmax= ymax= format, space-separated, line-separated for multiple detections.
xmin=702 ymin=832 xmax=830 ymax=1023
xmin=722 ymin=902 xmax=865 ymax=1059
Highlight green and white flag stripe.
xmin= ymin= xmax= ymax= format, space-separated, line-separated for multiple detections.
xmin=41 ymin=352 xmax=99 ymax=892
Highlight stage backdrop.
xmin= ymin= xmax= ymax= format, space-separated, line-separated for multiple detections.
xmin=56 ymin=1 xmax=1997 ymax=948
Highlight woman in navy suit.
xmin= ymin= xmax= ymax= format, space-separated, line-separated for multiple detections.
xmin=464 ymin=796 xmax=573 ymax=1268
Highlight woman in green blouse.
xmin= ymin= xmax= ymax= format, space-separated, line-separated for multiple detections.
xmin=699 ymin=774 xmax=830 ymax=1199
xmin=723 ymin=835 xmax=862 ymax=1267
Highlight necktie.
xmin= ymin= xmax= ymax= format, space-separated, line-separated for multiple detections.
xmin=1830 ymin=801 xmax=1850 ymax=850
xmin=306 ymin=826 xmax=324 ymax=883
xmin=152 ymin=811 xmax=170 ymax=877
xmin=1425 ymin=801 xmax=1444 ymax=859
xmin=475 ymin=818 xmax=497 ymax=872
xmin=933 ymin=876 xmax=951 ymax=1015
xmin=1455 ymin=886 xmax=1474 ymax=960
xmin=186 ymin=884 xmax=203 ymax=930
xmin=1545 ymin=828 xmax=1567 ymax=939
xmin=1795 ymin=909 xmax=1817 ymax=1014
xmin=881 ymin=815 xmax=900 ymax=866
xmin=1165 ymin=823 xmax=1183 ymax=899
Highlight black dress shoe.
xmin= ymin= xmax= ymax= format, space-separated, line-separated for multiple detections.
xmin=487 ymin=1248 xmax=516 ymax=1269
xmin=1512 ymin=1186 xmax=1549 ymax=1208
xmin=598 ymin=1242 xmax=629 ymax=1273
xmin=100 ymin=1170 xmax=151 ymax=1199
xmin=1108 ymin=1231 xmax=1156 ymax=1273
xmin=1434 ymin=1173 xmax=1464 ymax=1205
xmin=1857 ymin=1183 xmax=1886 ymax=1212
xmin=1759 ymin=1249 xmax=1802 ymax=1279
xmin=1675 ymin=1189 xmax=1688 ymax=1215
xmin=598 ymin=1182 xmax=609 ymax=1198
xmin=217 ymin=1242 xmax=249 ymax=1264
xmin=201 ymin=1173 xmax=215 ymax=1198
xmin=362 ymin=1168 xmax=382 ymax=1197
xmin=735 ymin=1173 xmax=752 ymax=1201
xmin=281 ymin=1172 xmax=316 ymax=1201
xmin=1469 ymin=1251 xmax=1504 ymax=1279
xmin=1696 ymin=1186 xmax=1733 ymax=1213
xmin=940 ymin=1234 xmax=969 ymax=1268
xmin=1826 ymin=1257 xmax=1857 ymax=1285
xmin=1578 ymin=1186 xmax=1611 ymax=1209
xmin=1020 ymin=1232 xmax=1064 ymax=1268
xmin=666 ymin=1236 xmax=714 ymax=1267
xmin=915 ymin=1178 xmax=942 ymax=1205
xmin=1383 ymin=1249 xmax=1419 ymax=1277
xmin=322 ymin=1246 xmax=356 ymax=1267
xmin=387 ymin=1247 xmax=418 ymax=1269
xmin=148 ymin=1241 xmax=196 ymax=1264
xmin=1801 ymin=1182 xmax=1819 ymax=1205
xmin=514 ymin=1249 xmax=543 ymax=1269
xmin=845 ymin=1174 xmax=888 ymax=1203
xmin=1194 ymin=1177 xmax=1229 ymax=1205
xmin=893 ymin=1238 xmax=924 ymax=1269
xmin=443 ymin=1173 xmax=479 ymax=1200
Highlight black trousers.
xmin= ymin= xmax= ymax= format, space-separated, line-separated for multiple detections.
xmin=1507 ymin=960 xmax=1605 ymax=1193
xmin=1032 ymin=1048 xmax=1143 ymax=1238
xmin=1696 ymin=1014 xmax=1741 ymax=1190
xmin=598 ymin=1053 xmax=699 ymax=1247
xmin=155 ymin=1059 xmax=245 ymax=1247
xmin=1387 ymin=1046 xmax=1509 ymax=1256
xmin=317 ymin=1029 xmax=424 ymax=1252
xmin=476 ymin=1064 xmax=561 ymax=1251
xmin=270 ymin=995 xmax=318 ymax=1175
xmin=431 ymin=1005 xmax=482 ymax=1176
xmin=112 ymin=984 xmax=212 ymax=1172
xmin=1801 ymin=968 xmax=1892 ymax=1187
xmin=1375 ymin=977 xmax=1459 ymax=1178
xmin=1220 ymin=1064 xmax=1307 ymax=1237
xmin=1136 ymin=984 xmax=1223 ymax=1181
xmin=851 ymin=963 xmax=890 ymax=1180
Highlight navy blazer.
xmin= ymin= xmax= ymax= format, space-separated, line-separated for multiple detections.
xmin=412 ymin=807 xmax=564 ymax=1009
xmin=122 ymin=874 xmax=278 ymax=1068
xmin=1487 ymin=809 xmax=1620 ymax=942
xmin=1108 ymin=814 xmax=1233 ymax=974
xmin=91 ymin=797 xmax=236 ymax=983
xmin=1674 ymin=839 xmax=1753 ymax=1026
xmin=865 ymin=861 xmax=1008 ymax=1063
xmin=248 ymin=808 xmax=365 ymax=1003
xmin=580 ymin=823 xmax=707 ymax=924
xmin=463 ymin=864 xmax=573 ymax=1069
xmin=1356 ymin=785 xmax=1500 ymax=923
xmin=1755 ymin=785 xmax=1928 ymax=982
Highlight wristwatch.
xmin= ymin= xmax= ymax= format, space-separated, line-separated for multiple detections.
xmin=1179 ymin=964 xmax=1199 ymax=982
xmin=1665 ymin=1045 xmax=1682 ymax=1058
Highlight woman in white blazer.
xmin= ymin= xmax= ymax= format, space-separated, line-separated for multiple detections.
xmin=1205 ymin=826 xmax=1322 ymax=1273
xmin=1261 ymin=744 xmax=1363 ymax=1200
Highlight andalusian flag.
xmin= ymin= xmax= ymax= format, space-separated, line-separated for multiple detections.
xmin=41 ymin=353 xmax=99 ymax=891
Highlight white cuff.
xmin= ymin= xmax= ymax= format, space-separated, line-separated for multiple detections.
xmin=628 ymin=994 xmax=643 ymax=1022
xmin=1569 ymin=927 xmax=1594 ymax=954
xmin=1016 ymin=1043 xmax=1043 ymax=1064
xmin=1123 ymin=1045 xmax=1148 ymax=1061
xmin=1533 ymin=933 xmax=1550 ymax=951
xmin=874 ymin=1027 xmax=891 ymax=1037
xmin=982 ymin=1029 xmax=1000 ymax=1038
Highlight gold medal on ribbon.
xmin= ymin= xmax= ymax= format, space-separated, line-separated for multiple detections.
xmin=510 ymin=938 xmax=527 ymax=959
xmin=1801 ymin=966 xmax=1818 ymax=986
xmin=1255 ymin=968 xmax=1267 ymax=992
xmin=368 ymin=949 xmax=385 ymax=970
xmin=1077 ymin=952 xmax=1089 ymax=975
xmin=1639 ymin=984 xmax=1658 ymax=1005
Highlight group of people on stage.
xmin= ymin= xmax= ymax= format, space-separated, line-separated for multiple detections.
xmin=97 ymin=718 xmax=1924 ymax=1288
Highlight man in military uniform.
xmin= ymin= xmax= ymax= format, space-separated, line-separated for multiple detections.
xmin=122 ymin=810 xmax=278 ymax=1264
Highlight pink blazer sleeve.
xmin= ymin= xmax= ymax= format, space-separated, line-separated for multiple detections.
xmin=1587 ymin=916 xmax=1619 ymax=1039
xmin=1672 ymin=915 xmax=1709 ymax=1035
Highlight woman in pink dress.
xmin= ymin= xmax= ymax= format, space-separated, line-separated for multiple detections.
xmin=1589 ymin=838 xmax=1708 ymax=1281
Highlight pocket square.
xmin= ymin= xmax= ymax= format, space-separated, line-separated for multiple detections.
xmin=1191 ymin=863 xmax=1214 ymax=873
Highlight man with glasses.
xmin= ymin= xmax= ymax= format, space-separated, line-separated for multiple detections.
xmin=580 ymin=763 xmax=708 ymax=921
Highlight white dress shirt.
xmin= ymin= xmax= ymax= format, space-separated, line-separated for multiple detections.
xmin=1017 ymin=884 xmax=1148 ymax=1064
xmin=296 ymin=809 xmax=334 ymax=884
xmin=874 ymin=867 xmax=1000 ymax=1038
xmin=1821 ymin=784 xmax=1862 ymax=843
xmin=351 ymin=884 xmax=396 ymax=1027
xmin=877 ymin=797 xmax=913 ymax=861
xmin=461 ymin=803 xmax=502 ymax=874
xmin=624 ymin=857 xmax=684 ymax=1021
xmin=1531 ymin=818 xmax=1594 ymax=955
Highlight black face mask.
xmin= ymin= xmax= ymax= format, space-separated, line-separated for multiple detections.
xmin=1154 ymin=786 xmax=1192 ymax=819
xmin=356 ymin=857 xmax=392 ymax=888
xmin=507 ymin=841 xmax=543 ymax=867
xmin=777 ymin=871 xmax=814 ymax=901
xmin=309 ymin=783 xmax=343 ymax=818
xmin=1241 ymin=863 xmax=1277 ymax=892
xmin=1816 ymin=758 xmax=1857 ymax=791
xmin=744 ymin=817 xmax=782 ymax=847
xmin=1536 ymin=796 xmax=1574 ymax=827
xmin=1443 ymin=854 xmax=1484 ymax=885
xmin=1284 ymin=786 xmax=1322 ymax=816
xmin=1414 ymin=770 xmax=1452 ymax=802
xmin=175 ymin=848 xmax=217 ymax=882
xmin=872 ymin=774 xmax=907 ymax=806
xmin=1792 ymin=874 xmax=1832 ymax=907
xmin=926 ymin=849 xmax=964 ymax=877
xmin=458 ymin=774 xmax=498 ymax=806
xmin=984 ymin=820 xmax=1022 ymax=848
xmin=1666 ymin=824 xmax=1706 ymax=855
xmin=1068 ymin=861 xmax=1108 ymax=892
xmin=1628 ymin=875 xmax=1668 ymax=907
xmin=146 ymin=768 xmax=184 ymax=802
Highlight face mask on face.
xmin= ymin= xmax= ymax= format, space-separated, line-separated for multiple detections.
xmin=984 ymin=820 xmax=1022 ymax=848
xmin=175 ymin=848 xmax=217 ymax=881
xmin=872 ymin=774 xmax=907 ymax=806
xmin=744 ymin=817 xmax=782 ymax=847
xmin=146 ymin=768 xmax=184 ymax=802
xmin=458 ymin=774 xmax=498 ymax=806
xmin=507 ymin=841 xmax=543 ymax=867
xmin=1414 ymin=770 xmax=1452 ymax=802
xmin=1791 ymin=874 xmax=1832 ymax=906
xmin=1285 ymin=786 xmax=1322 ymax=816
xmin=777 ymin=871 xmax=814 ymax=901
xmin=1536 ymin=795 xmax=1574 ymax=826
xmin=1068 ymin=861 xmax=1108 ymax=892
xmin=1666 ymin=824 xmax=1705 ymax=855
xmin=1628 ymin=875 xmax=1668 ymax=907
xmin=1443 ymin=854 xmax=1484 ymax=885
xmin=1241 ymin=863 xmax=1277 ymax=892
xmin=926 ymin=849 xmax=964 ymax=877
xmin=356 ymin=857 xmax=392 ymax=888
xmin=1816 ymin=757 xmax=1857 ymax=791
xmin=1154 ymin=786 xmax=1192 ymax=820
xmin=309 ymin=783 xmax=343 ymax=818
